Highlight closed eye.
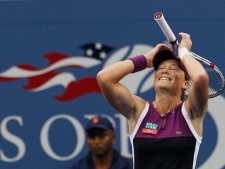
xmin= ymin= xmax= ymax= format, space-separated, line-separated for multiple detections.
xmin=158 ymin=65 xmax=166 ymax=69
xmin=170 ymin=65 xmax=179 ymax=70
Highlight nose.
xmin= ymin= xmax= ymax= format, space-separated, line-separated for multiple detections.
xmin=92 ymin=136 xmax=101 ymax=143
xmin=161 ymin=67 xmax=169 ymax=74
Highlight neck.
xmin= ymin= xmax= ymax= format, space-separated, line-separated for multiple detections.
xmin=92 ymin=149 xmax=114 ymax=169
xmin=153 ymin=97 xmax=182 ymax=115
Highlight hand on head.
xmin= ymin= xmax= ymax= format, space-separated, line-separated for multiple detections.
xmin=144 ymin=32 xmax=192 ymax=69
xmin=144 ymin=44 xmax=171 ymax=68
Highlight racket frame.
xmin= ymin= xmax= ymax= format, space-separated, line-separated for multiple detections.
xmin=154 ymin=12 xmax=225 ymax=98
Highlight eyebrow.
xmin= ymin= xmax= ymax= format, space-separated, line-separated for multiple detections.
xmin=170 ymin=64 xmax=180 ymax=67
xmin=159 ymin=62 xmax=179 ymax=67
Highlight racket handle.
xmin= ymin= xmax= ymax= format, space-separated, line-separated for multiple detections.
xmin=154 ymin=12 xmax=177 ymax=44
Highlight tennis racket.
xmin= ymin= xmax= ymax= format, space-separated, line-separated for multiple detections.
xmin=154 ymin=12 xmax=225 ymax=98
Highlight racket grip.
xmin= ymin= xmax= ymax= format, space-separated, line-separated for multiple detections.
xmin=154 ymin=12 xmax=177 ymax=44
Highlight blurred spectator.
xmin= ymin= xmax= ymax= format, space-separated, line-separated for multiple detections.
xmin=70 ymin=115 xmax=133 ymax=169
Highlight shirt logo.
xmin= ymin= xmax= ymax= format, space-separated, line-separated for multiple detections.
xmin=176 ymin=131 xmax=182 ymax=135
xmin=142 ymin=122 xmax=158 ymax=135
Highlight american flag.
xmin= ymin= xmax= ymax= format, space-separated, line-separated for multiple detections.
xmin=80 ymin=42 xmax=114 ymax=60
xmin=0 ymin=42 xmax=114 ymax=102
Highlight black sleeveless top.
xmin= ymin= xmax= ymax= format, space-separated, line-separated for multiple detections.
xmin=129 ymin=101 xmax=202 ymax=169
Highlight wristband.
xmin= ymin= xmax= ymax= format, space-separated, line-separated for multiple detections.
xmin=178 ymin=48 xmax=190 ymax=60
xmin=129 ymin=55 xmax=147 ymax=73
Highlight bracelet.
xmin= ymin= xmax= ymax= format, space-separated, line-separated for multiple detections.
xmin=178 ymin=48 xmax=190 ymax=60
xmin=129 ymin=55 xmax=147 ymax=73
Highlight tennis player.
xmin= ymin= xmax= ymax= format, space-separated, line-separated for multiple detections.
xmin=97 ymin=32 xmax=209 ymax=169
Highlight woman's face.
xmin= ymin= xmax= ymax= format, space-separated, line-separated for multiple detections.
xmin=154 ymin=59 xmax=187 ymax=94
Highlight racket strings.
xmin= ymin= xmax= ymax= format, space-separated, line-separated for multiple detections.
xmin=185 ymin=62 xmax=224 ymax=98
xmin=205 ymin=65 xmax=224 ymax=96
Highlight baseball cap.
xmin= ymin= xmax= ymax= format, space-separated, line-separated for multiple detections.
xmin=153 ymin=49 xmax=190 ymax=80
xmin=86 ymin=116 xmax=114 ymax=131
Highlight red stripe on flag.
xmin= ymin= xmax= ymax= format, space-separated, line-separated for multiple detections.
xmin=55 ymin=77 xmax=101 ymax=101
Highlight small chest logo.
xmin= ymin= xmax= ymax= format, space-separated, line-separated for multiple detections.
xmin=176 ymin=131 xmax=182 ymax=135
xmin=142 ymin=122 xmax=158 ymax=135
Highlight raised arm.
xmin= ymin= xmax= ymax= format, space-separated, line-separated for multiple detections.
xmin=96 ymin=44 xmax=170 ymax=119
xmin=178 ymin=32 xmax=209 ymax=122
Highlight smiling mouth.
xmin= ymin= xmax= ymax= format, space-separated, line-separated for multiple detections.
xmin=159 ymin=77 xmax=171 ymax=81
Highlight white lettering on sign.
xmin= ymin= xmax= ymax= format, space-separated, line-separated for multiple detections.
xmin=0 ymin=116 xmax=26 ymax=162
xmin=40 ymin=114 xmax=85 ymax=161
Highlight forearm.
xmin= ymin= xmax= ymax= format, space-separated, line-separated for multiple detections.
xmin=97 ymin=54 xmax=149 ymax=84
xmin=181 ymin=52 xmax=209 ymax=115
xmin=96 ymin=59 xmax=141 ymax=117
xmin=97 ymin=60 xmax=135 ymax=85
xmin=181 ymin=53 xmax=208 ymax=84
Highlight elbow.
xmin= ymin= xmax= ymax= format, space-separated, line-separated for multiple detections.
xmin=200 ymin=71 xmax=209 ymax=83
xmin=96 ymin=71 xmax=103 ymax=85
xmin=192 ymin=71 xmax=209 ymax=85
xmin=96 ymin=70 xmax=108 ymax=87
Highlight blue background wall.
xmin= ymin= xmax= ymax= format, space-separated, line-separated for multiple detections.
xmin=0 ymin=1 xmax=225 ymax=169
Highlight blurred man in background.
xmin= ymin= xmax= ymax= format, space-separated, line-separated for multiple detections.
xmin=70 ymin=115 xmax=133 ymax=169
